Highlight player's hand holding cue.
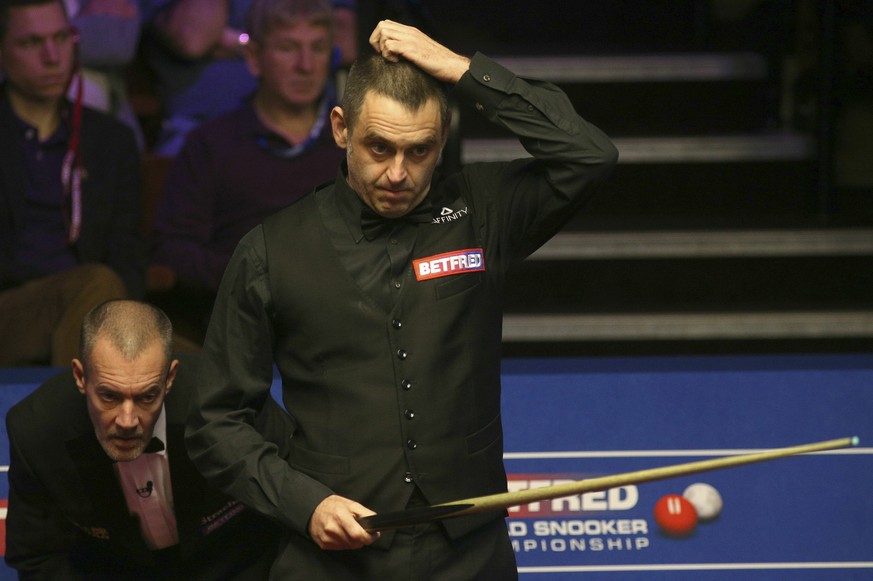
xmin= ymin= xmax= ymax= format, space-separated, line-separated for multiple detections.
xmin=309 ymin=495 xmax=380 ymax=550
xmin=369 ymin=19 xmax=471 ymax=85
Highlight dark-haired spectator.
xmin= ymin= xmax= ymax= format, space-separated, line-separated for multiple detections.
xmin=0 ymin=0 xmax=144 ymax=366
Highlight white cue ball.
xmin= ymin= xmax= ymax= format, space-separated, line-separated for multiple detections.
xmin=683 ymin=482 xmax=723 ymax=521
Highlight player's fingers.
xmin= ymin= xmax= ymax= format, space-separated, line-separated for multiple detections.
xmin=369 ymin=20 xmax=427 ymax=62
xmin=312 ymin=499 xmax=380 ymax=550
xmin=368 ymin=20 xmax=400 ymax=53
xmin=342 ymin=506 xmax=380 ymax=547
xmin=379 ymin=39 xmax=402 ymax=62
xmin=316 ymin=520 xmax=379 ymax=550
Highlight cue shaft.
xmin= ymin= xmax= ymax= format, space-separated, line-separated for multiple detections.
xmin=359 ymin=437 xmax=857 ymax=531
xmin=440 ymin=436 xmax=857 ymax=518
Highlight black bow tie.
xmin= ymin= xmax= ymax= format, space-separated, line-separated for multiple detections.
xmin=360 ymin=201 xmax=432 ymax=241
xmin=144 ymin=437 xmax=165 ymax=454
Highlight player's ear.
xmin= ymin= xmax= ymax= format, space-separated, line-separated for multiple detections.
xmin=331 ymin=106 xmax=349 ymax=149
xmin=72 ymin=359 xmax=86 ymax=395
xmin=441 ymin=110 xmax=452 ymax=148
xmin=164 ymin=359 xmax=179 ymax=394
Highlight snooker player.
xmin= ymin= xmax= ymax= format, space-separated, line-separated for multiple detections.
xmin=186 ymin=19 xmax=618 ymax=579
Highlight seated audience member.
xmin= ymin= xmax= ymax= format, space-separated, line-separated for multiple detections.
xmin=148 ymin=0 xmax=344 ymax=341
xmin=5 ymin=299 xmax=293 ymax=579
xmin=64 ymin=0 xmax=146 ymax=148
xmin=141 ymin=0 xmax=356 ymax=155
xmin=0 ymin=0 xmax=144 ymax=366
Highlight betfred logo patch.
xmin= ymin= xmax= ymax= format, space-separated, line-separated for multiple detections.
xmin=414 ymin=248 xmax=485 ymax=281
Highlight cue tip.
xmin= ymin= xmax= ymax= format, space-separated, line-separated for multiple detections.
xmin=851 ymin=436 xmax=860 ymax=447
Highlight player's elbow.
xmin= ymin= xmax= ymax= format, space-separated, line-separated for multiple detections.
xmin=585 ymin=135 xmax=619 ymax=171
xmin=601 ymin=139 xmax=620 ymax=168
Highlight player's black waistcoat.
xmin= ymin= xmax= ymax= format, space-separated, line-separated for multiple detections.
xmin=263 ymin=183 xmax=508 ymax=540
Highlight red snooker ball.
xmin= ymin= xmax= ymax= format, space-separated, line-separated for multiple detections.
xmin=654 ymin=494 xmax=698 ymax=537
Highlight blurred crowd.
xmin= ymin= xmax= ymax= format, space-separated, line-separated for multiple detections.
xmin=0 ymin=0 xmax=362 ymax=363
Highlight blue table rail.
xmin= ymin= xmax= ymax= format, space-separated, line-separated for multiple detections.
xmin=2 ymin=354 xmax=871 ymax=579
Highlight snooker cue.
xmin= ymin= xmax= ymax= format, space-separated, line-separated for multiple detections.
xmin=358 ymin=436 xmax=858 ymax=532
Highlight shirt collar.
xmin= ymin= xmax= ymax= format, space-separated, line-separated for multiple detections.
xmin=333 ymin=161 xmax=368 ymax=243
xmin=3 ymin=91 xmax=71 ymax=147
xmin=150 ymin=405 xmax=168 ymax=456
xmin=246 ymin=86 xmax=335 ymax=158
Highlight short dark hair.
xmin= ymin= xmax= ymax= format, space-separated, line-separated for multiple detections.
xmin=245 ymin=0 xmax=333 ymax=44
xmin=79 ymin=300 xmax=174 ymax=368
xmin=341 ymin=53 xmax=450 ymax=135
xmin=0 ymin=0 xmax=66 ymax=42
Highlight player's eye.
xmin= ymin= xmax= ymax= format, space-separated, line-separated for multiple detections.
xmin=138 ymin=392 xmax=159 ymax=405
xmin=98 ymin=391 xmax=119 ymax=404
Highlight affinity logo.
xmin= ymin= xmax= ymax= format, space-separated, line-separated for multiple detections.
xmin=432 ymin=205 xmax=469 ymax=224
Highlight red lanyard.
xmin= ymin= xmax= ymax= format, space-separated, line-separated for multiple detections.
xmin=61 ymin=27 xmax=83 ymax=245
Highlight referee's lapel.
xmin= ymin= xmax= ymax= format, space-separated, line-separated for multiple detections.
xmin=164 ymin=420 xmax=208 ymax=537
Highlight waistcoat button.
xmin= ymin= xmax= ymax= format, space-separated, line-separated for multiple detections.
xmin=404 ymin=409 xmax=415 ymax=420
xmin=397 ymin=349 xmax=407 ymax=360
xmin=401 ymin=379 xmax=412 ymax=390
xmin=406 ymin=439 xmax=418 ymax=450
xmin=392 ymin=319 xmax=402 ymax=329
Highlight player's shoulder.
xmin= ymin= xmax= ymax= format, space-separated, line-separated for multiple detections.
xmin=265 ymin=182 xmax=325 ymax=226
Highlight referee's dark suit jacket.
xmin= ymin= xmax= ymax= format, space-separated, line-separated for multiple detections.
xmin=5 ymin=352 xmax=293 ymax=580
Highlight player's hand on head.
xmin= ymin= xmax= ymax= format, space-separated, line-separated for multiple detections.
xmin=368 ymin=20 xmax=470 ymax=84
xmin=309 ymin=495 xmax=380 ymax=550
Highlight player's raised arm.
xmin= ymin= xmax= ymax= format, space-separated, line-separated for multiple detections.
xmin=368 ymin=19 xmax=471 ymax=85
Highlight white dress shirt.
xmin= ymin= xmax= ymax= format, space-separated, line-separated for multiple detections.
xmin=114 ymin=407 xmax=179 ymax=550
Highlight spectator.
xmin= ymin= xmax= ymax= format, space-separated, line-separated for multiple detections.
xmin=141 ymin=0 xmax=356 ymax=155
xmin=148 ymin=0 xmax=345 ymax=343
xmin=0 ymin=0 xmax=144 ymax=366
xmin=64 ymin=0 xmax=146 ymax=148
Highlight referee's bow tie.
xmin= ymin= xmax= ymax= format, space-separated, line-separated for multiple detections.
xmin=144 ymin=437 xmax=165 ymax=454
xmin=361 ymin=201 xmax=432 ymax=241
